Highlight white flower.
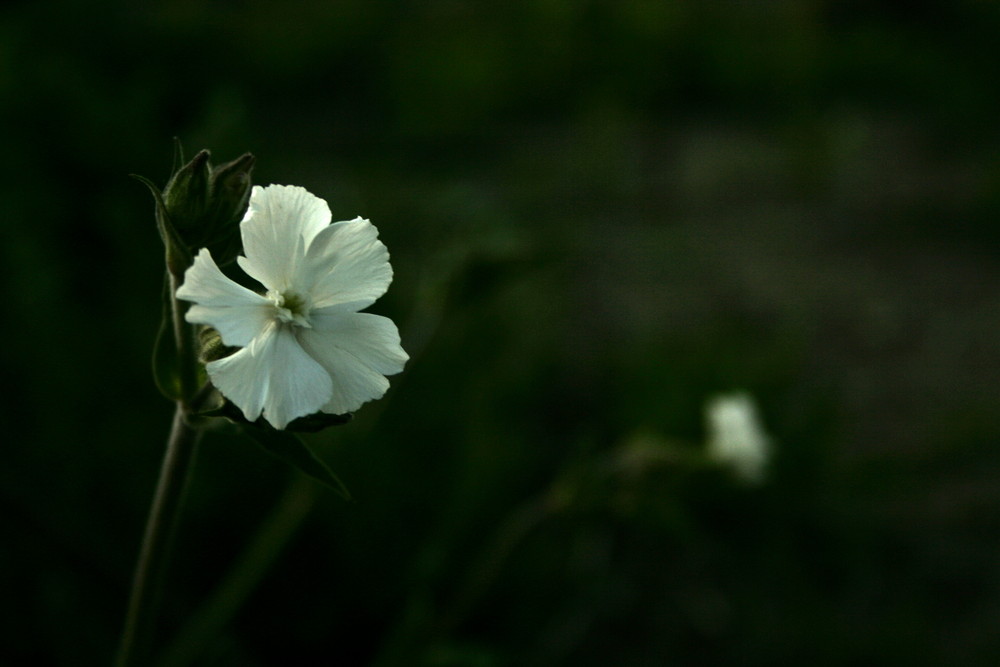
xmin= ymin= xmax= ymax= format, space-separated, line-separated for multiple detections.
xmin=704 ymin=393 xmax=771 ymax=484
xmin=176 ymin=184 xmax=408 ymax=429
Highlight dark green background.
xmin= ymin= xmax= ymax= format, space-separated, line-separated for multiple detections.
xmin=3 ymin=1 xmax=1000 ymax=665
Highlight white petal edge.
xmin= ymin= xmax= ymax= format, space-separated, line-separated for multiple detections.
xmin=297 ymin=311 xmax=408 ymax=415
xmin=176 ymin=248 xmax=273 ymax=347
xmin=207 ymin=322 xmax=333 ymax=429
xmin=298 ymin=217 xmax=393 ymax=310
xmin=238 ymin=185 xmax=333 ymax=291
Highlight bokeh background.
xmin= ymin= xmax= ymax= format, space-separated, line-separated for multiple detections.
xmin=3 ymin=1 xmax=1000 ymax=665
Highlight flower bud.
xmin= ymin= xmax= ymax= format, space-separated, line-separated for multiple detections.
xmin=202 ymin=153 xmax=255 ymax=265
xmin=208 ymin=153 xmax=256 ymax=230
xmin=158 ymin=147 xmax=255 ymax=266
xmin=197 ymin=326 xmax=238 ymax=364
xmin=162 ymin=149 xmax=211 ymax=233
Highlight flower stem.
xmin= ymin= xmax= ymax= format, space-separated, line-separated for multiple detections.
xmin=116 ymin=404 xmax=202 ymax=667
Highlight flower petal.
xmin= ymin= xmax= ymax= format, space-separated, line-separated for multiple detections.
xmin=176 ymin=248 xmax=273 ymax=347
xmin=206 ymin=322 xmax=333 ymax=429
xmin=310 ymin=309 xmax=410 ymax=374
xmin=297 ymin=311 xmax=408 ymax=415
xmin=297 ymin=217 xmax=393 ymax=310
xmin=238 ymin=185 xmax=332 ymax=291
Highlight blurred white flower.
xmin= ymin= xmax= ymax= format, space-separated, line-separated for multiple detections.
xmin=176 ymin=184 xmax=408 ymax=429
xmin=704 ymin=393 xmax=771 ymax=484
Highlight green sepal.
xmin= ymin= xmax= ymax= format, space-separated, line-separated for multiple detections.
xmin=131 ymin=173 xmax=193 ymax=278
xmin=199 ymin=153 xmax=255 ymax=266
xmin=187 ymin=383 xmax=225 ymax=419
xmin=170 ymin=136 xmax=186 ymax=174
xmin=243 ymin=426 xmax=352 ymax=501
xmin=162 ymin=149 xmax=212 ymax=236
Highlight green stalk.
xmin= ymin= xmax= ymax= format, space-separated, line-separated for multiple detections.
xmin=115 ymin=404 xmax=201 ymax=667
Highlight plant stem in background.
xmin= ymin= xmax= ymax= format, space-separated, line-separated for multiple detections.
xmin=115 ymin=404 xmax=202 ymax=667
xmin=156 ymin=473 xmax=319 ymax=667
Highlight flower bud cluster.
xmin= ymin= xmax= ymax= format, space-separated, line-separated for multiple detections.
xmin=135 ymin=142 xmax=255 ymax=278
xmin=161 ymin=149 xmax=256 ymax=267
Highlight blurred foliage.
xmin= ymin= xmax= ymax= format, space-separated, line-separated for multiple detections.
xmin=2 ymin=0 xmax=1000 ymax=665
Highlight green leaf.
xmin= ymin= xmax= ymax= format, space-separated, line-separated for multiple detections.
xmin=285 ymin=411 xmax=353 ymax=433
xmin=152 ymin=315 xmax=182 ymax=400
xmin=151 ymin=275 xmax=183 ymax=400
xmin=245 ymin=427 xmax=352 ymax=501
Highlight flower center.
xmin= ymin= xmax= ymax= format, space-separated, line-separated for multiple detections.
xmin=267 ymin=289 xmax=312 ymax=328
